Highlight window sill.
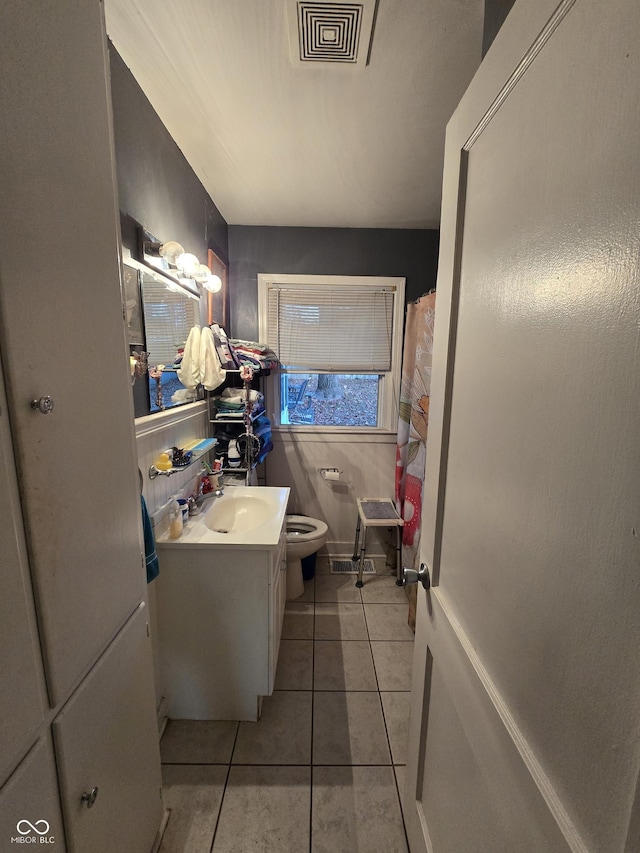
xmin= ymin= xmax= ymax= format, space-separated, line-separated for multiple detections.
xmin=272 ymin=425 xmax=397 ymax=443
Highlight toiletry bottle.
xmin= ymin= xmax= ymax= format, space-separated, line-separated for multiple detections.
xmin=169 ymin=500 xmax=183 ymax=539
xmin=228 ymin=439 xmax=241 ymax=468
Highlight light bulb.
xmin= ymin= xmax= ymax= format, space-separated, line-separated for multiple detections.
xmin=176 ymin=252 xmax=200 ymax=278
xmin=193 ymin=264 xmax=213 ymax=283
xmin=159 ymin=241 xmax=185 ymax=266
xmin=202 ymin=274 xmax=222 ymax=293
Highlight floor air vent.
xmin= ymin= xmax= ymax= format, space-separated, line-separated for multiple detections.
xmin=331 ymin=559 xmax=376 ymax=574
xmin=288 ymin=0 xmax=377 ymax=68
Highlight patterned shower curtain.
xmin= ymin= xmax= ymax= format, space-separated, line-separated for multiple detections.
xmin=395 ymin=292 xmax=436 ymax=628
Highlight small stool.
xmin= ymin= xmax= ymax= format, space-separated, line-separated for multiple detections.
xmin=352 ymin=498 xmax=404 ymax=588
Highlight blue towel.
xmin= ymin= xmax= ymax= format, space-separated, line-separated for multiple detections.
xmin=141 ymin=495 xmax=159 ymax=583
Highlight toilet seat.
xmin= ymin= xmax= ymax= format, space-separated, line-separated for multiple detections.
xmin=286 ymin=514 xmax=328 ymax=543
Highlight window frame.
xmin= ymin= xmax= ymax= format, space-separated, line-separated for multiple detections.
xmin=258 ymin=274 xmax=405 ymax=434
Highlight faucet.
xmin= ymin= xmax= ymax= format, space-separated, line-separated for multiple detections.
xmin=194 ymin=482 xmax=224 ymax=510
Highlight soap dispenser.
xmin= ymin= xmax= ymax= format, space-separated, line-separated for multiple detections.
xmin=168 ymin=499 xmax=183 ymax=539
xmin=227 ymin=438 xmax=241 ymax=468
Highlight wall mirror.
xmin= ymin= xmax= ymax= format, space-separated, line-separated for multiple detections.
xmin=124 ymin=256 xmax=203 ymax=417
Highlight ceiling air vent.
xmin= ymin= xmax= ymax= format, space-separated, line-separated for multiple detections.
xmin=287 ymin=0 xmax=378 ymax=68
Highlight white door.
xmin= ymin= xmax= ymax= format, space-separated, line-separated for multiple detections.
xmin=405 ymin=1 xmax=640 ymax=851
xmin=52 ymin=604 xmax=162 ymax=853
xmin=0 ymin=0 xmax=145 ymax=706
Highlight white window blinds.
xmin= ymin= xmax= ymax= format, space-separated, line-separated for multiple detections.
xmin=266 ymin=284 xmax=395 ymax=372
xmin=141 ymin=277 xmax=199 ymax=366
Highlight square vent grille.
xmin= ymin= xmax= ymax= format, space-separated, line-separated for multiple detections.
xmin=288 ymin=0 xmax=377 ymax=68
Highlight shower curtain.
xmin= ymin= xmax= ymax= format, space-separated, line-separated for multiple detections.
xmin=395 ymin=291 xmax=436 ymax=629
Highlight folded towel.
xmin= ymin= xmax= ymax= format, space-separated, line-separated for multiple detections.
xmin=141 ymin=495 xmax=159 ymax=583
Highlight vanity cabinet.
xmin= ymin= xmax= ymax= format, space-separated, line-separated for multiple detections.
xmin=157 ymin=522 xmax=287 ymax=721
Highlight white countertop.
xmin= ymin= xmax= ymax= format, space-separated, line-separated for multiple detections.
xmin=156 ymin=486 xmax=290 ymax=550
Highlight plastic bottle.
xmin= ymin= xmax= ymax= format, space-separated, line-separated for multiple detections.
xmin=168 ymin=500 xmax=183 ymax=539
xmin=227 ymin=439 xmax=241 ymax=468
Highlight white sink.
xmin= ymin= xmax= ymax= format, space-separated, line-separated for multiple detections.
xmin=158 ymin=486 xmax=290 ymax=549
xmin=204 ymin=491 xmax=273 ymax=534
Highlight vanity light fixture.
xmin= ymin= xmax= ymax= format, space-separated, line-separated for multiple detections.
xmin=202 ymin=273 xmax=223 ymax=293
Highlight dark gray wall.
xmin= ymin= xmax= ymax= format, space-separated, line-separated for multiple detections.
xmin=483 ymin=0 xmax=517 ymax=57
xmin=109 ymin=44 xmax=228 ymax=264
xmin=228 ymin=226 xmax=439 ymax=341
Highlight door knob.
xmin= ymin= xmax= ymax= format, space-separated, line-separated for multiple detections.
xmin=81 ymin=787 xmax=99 ymax=809
xmin=403 ymin=563 xmax=431 ymax=590
xmin=30 ymin=396 xmax=54 ymax=414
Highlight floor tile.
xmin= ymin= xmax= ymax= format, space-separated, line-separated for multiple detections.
xmin=275 ymin=639 xmax=313 ymax=690
xmin=213 ymin=765 xmax=310 ymax=852
xmin=315 ymin=573 xmax=362 ymax=603
xmin=298 ymin=577 xmax=315 ymax=602
xmin=364 ymin=603 xmax=415 ymax=641
xmin=381 ymin=692 xmax=411 ymax=765
xmin=159 ymin=764 xmax=226 ymax=853
xmin=312 ymin=765 xmax=408 ymax=853
xmin=314 ymin=641 xmax=377 ymax=691
xmin=315 ymin=555 xmax=333 ymax=574
xmin=394 ymin=765 xmax=408 ymax=820
xmin=315 ymin=603 xmax=368 ymax=640
xmin=282 ymin=602 xmax=315 ymax=639
xmin=313 ymin=692 xmax=391 ymax=765
xmin=360 ymin=575 xmax=408 ymax=604
xmin=233 ymin=691 xmax=312 ymax=764
xmin=160 ymin=719 xmax=238 ymax=764
xmin=371 ymin=641 xmax=414 ymax=691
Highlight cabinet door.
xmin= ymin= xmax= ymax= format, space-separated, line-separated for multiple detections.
xmin=0 ymin=735 xmax=66 ymax=850
xmin=268 ymin=535 xmax=287 ymax=693
xmin=53 ymin=604 xmax=162 ymax=853
xmin=0 ymin=368 xmax=46 ymax=785
xmin=0 ymin=0 xmax=144 ymax=706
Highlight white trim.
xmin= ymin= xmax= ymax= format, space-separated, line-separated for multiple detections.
xmin=134 ymin=400 xmax=207 ymax=438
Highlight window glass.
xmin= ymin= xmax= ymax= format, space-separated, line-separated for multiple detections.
xmin=281 ymin=374 xmax=380 ymax=426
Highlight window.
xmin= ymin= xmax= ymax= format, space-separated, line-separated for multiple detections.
xmin=258 ymin=275 xmax=405 ymax=430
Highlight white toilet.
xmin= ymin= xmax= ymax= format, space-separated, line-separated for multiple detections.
xmin=285 ymin=515 xmax=328 ymax=600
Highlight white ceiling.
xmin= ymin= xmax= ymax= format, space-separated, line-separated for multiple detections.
xmin=105 ymin=0 xmax=484 ymax=229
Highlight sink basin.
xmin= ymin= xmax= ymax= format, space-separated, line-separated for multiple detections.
xmin=204 ymin=492 xmax=273 ymax=534
xmin=157 ymin=486 xmax=290 ymax=549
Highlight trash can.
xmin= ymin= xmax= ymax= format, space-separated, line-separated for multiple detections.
xmin=301 ymin=552 xmax=317 ymax=581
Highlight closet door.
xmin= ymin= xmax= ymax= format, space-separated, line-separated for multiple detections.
xmin=0 ymin=736 xmax=66 ymax=850
xmin=52 ymin=604 xmax=162 ymax=853
xmin=0 ymin=364 xmax=46 ymax=784
xmin=0 ymin=0 xmax=144 ymax=705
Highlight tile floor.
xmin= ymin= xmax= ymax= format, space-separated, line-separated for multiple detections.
xmin=158 ymin=558 xmax=414 ymax=853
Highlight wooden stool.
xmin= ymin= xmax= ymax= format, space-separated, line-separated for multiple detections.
xmin=352 ymin=498 xmax=404 ymax=588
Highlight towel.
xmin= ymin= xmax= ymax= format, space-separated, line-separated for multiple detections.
xmin=200 ymin=326 xmax=226 ymax=391
xmin=177 ymin=325 xmax=201 ymax=389
xmin=141 ymin=495 xmax=159 ymax=583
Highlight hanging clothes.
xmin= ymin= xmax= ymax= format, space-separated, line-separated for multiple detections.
xmin=395 ymin=291 xmax=436 ymax=628
xmin=176 ymin=325 xmax=201 ymax=389
xmin=199 ymin=326 xmax=226 ymax=390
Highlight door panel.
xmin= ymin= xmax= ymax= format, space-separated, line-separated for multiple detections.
xmin=0 ymin=736 xmax=66 ymax=851
xmin=407 ymin=0 xmax=640 ymax=850
xmin=0 ymin=0 xmax=144 ymax=706
xmin=52 ymin=604 xmax=162 ymax=853
xmin=0 ymin=367 xmax=46 ymax=784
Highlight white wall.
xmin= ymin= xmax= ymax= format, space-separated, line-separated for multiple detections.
xmin=266 ymin=430 xmax=398 ymax=559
